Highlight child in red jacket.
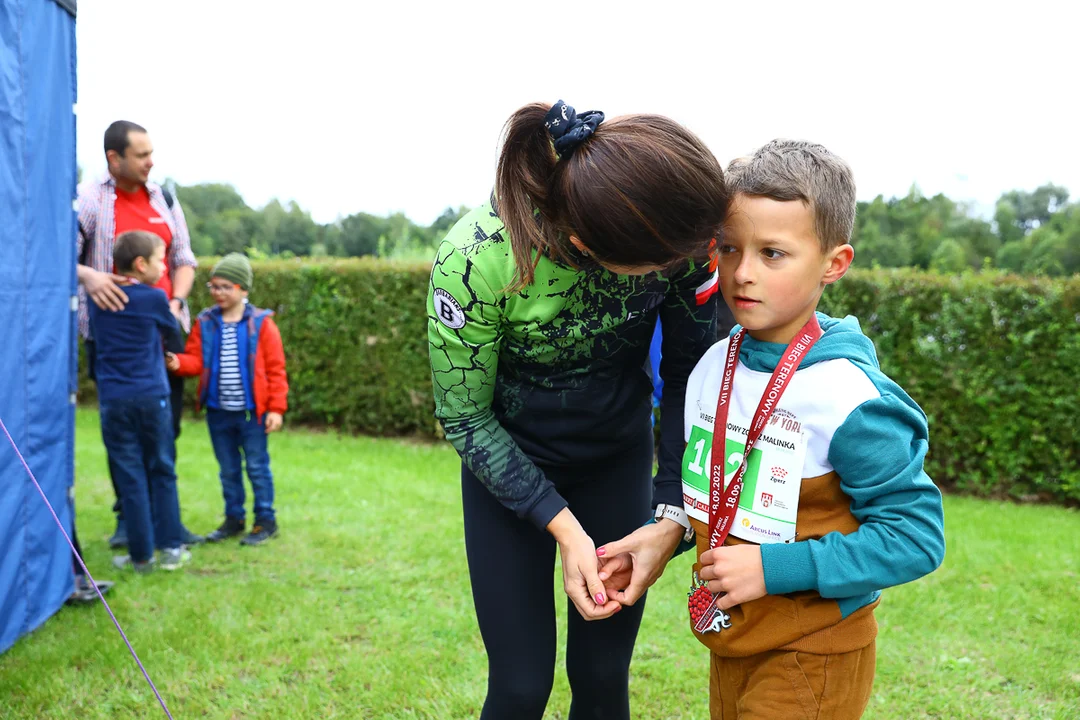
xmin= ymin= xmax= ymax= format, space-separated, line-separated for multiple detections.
xmin=167 ymin=253 xmax=288 ymax=546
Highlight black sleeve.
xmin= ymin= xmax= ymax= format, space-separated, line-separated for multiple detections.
xmin=152 ymin=292 xmax=183 ymax=351
xmin=654 ymin=263 xmax=719 ymax=509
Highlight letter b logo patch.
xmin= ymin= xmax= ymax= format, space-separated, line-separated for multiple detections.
xmin=433 ymin=288 xmax=466 ymax=329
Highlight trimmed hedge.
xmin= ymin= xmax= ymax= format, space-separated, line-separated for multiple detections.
xmin=78 ymin=260 xmax=1080 ymax=503
xmin=817 ymin=270 xmax=1079 ymax=503
xmin=80 ymin=258 xmax=434 ymax=436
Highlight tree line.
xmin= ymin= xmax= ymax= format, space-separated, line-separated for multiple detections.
xmin=173 ymin=181 xmax=1079 ymax=276
xmin=173 ymin=181 xmax=470 ymax=262
xmin=854 ymin=183 xmax=1077 ymax=275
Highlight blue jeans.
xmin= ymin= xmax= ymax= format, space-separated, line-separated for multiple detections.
xmin=99 ymin=395 xmax=183 ymax=562
xmin=206 ymin=409 xmax=275 ymax=524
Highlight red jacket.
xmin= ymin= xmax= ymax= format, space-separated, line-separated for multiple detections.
xmin=173 ymin=305 xmax=288 ymax=418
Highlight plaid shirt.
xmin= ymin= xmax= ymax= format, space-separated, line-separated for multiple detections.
xmin=76 ymin=174 xmax=198 ymax=339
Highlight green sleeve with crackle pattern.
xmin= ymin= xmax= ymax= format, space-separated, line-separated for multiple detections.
xmin=428 ymin=243 xmax=568 ymax=529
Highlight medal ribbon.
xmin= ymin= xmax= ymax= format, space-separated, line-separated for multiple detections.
xmin=707 ymin=315 xmax=823 ymax=550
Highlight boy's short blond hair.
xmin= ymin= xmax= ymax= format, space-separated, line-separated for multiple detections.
xmin=726 ymin=139 xmax=856 ymax=250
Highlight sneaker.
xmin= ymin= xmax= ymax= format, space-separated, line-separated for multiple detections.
xmin=181 ymin=526 xmax=206 ymax=546
xmin=240 ymin=520 xmax=278 ymax=546
xmin=108 ymin=517 xmax=128 ymax=549
xmin=112 ymin=555 xmax=154 ymax=574
xmin=159 ymin=547 xmax=192 ymax=571
xmin=205 ymin=517 xmax=245 ymax=543
xmin=67 ymin=576 xmax=115 ymax=605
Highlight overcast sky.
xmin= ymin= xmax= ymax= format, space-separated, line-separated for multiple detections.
xmin=76 ymin=1 xmax=1078 ymax=226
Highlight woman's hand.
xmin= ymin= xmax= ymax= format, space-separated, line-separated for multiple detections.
xmin=547 ymin=508 xmax=623 ymax=621
xmin=595 ymin=520 xmax=685 ymax=606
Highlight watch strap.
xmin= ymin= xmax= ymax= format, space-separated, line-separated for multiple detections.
xmin=655 ymin=503 xmax=695 ymax=543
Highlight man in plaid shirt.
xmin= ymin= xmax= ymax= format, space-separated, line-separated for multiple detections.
xmin=77 ymin=120 xmax=203 ymax=549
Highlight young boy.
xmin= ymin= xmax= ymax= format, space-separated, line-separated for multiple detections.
xmin=166 ymin=253 xmax=288 ymax=546
xmin=89 ymin=230 xmax=190 ymax=572
xmin=681 ymin=140 xmax=945 ymax=718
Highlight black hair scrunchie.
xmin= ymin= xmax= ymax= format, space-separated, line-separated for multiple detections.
xmin=544 ymin=100 xmax=604 ymax=157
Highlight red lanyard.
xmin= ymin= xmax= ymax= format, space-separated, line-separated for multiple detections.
xmin=707 ymin=315 xmax=823 ymax=550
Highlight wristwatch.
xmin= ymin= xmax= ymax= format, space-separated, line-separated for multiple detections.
xmin=171 ymin=297 xmax=188 ymax=310
xmin=654 ymin=503 xmax=695 ymax=543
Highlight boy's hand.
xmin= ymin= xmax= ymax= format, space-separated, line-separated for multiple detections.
xmin=164 ymin=352 xmax=180 ymax=373
xmin=264 ymin=412 xmax=283 ymax=433
xmin=698 ymin=544 xmax=767 ymax=611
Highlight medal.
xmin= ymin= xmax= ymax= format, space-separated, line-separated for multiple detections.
xmin=688 ymin=315 xmax=823 ymax=633
xmin=689 ymin=571 xmax=731 ymax=633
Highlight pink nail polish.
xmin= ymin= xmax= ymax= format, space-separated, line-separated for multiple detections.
xmin=597 ymin=547 xmax=606 ymax=557
xmin=596 ymin=593 xmax=606 ymax=605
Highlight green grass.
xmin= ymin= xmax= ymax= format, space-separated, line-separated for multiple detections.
xmin=1 ymin=409 xmax=1078 ymax=719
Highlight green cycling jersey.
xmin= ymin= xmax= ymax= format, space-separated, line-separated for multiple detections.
xmin=428 ymin=202 xmax=721 ymax=529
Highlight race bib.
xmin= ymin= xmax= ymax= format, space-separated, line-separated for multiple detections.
xmin=681 ymin=405 xmax=806 ymax=544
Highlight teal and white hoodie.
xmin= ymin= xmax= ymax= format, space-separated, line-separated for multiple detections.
xmin=681 ymin=312 xmax=946 ymax=656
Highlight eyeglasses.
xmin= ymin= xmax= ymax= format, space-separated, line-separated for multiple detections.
xmin=206 ymin=282 xmax=237 ymax=293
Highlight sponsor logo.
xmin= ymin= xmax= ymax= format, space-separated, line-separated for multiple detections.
xmin=769 ymin=466 xmax=789 ymax=485
xmin=745 ymin=523 xmax=782 ymax=539
xmin=768 ymin=408 xmax=802 ymax=434
xmin=433 ymin=288 xmax=466 ymax=329
xmin=682 ymin=493 xmax=709 ymax=514
xmin=741 ymin=518 xmax=751 ymax=528
xmin=760 ymin=492 xmax=773 ymax=508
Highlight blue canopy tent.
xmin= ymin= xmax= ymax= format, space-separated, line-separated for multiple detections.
xmin=0 ymin=0 xmax=78 ymax=654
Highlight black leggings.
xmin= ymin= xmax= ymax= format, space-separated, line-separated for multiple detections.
xmin=462 ymin=427 xmax=654 ymax=720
